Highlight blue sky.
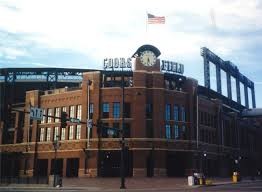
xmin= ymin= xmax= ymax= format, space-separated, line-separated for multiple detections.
xmin=0 ymin=0 xmax=262 ymax=108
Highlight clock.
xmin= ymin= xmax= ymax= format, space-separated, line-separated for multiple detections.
xmin=140 ymin=50 xmax=157 ymax=66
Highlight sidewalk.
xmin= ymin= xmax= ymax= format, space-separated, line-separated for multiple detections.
xmin=62 ymin=177 xmax=190 ymax=190
xmin=1 ymin=177 xmax=261 ymax=191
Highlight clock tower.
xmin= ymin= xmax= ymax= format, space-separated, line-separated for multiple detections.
xmin=132 ymin=45 xmax=161 ymax=72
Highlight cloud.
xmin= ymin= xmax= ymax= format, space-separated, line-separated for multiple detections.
xmin=0 ymin=0 xmax=262 ymax=106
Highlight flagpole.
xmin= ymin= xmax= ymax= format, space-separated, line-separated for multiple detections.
xmin=146 ymin=12 xmax=148 ymax=33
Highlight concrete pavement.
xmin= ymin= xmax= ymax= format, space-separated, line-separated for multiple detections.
xmin=0 ymin=177 xmax=261 ymax=191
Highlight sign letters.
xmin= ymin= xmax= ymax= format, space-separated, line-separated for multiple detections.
xmin=30 ymin=107 xmax=43 ymax=120
xmin=104 ymin=57 xmax=132 ymax=70
xmin=161 ymin=60 xmax=184 ymax=74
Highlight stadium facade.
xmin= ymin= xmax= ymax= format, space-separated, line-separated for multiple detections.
xmin=0 ymin=45 xmax=261 ymax=179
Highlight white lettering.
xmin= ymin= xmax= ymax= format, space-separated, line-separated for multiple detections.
xmin=103 ymin=57 xmax=132 ymax=70
xmin=161 ymin=60 xmax=184 ymax=74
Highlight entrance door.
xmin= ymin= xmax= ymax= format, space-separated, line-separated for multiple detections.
xmin=66 ymin=158 xmax=79 ymax=177
xmin=167 ymin=152 xmax=186 ymax=176
xmin=146 ymin=153 xmax=154 ymax=177
xmin=99 ymin=149 xmax=133 ymax=177
xmin=51 ymin=159 xmax=63 ymax=176
xmin=37 ymin=159 xmax=48 ymax=176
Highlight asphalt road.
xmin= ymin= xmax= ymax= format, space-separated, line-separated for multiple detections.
xmin=0 ymin=181 xmax=262 ymax=192
xmin=194 ymin=181 xmax=262 ymax=192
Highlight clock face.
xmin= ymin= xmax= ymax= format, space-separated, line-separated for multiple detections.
xmin=140 ymin=50 xmax=157 ymax=66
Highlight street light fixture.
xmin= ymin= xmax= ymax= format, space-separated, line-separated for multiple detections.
xmin=53 ymin=135 xmax=60 ymax=187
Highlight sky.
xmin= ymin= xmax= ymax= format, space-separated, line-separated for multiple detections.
xmin=0 ymin=0 xmax=262 ymax=107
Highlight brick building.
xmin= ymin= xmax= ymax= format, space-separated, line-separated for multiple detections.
xmin=0 ymin=45 xmax=261 ymax=179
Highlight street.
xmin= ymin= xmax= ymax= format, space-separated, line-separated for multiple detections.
xmin=0 ymin=180 xmax=262 ymax=192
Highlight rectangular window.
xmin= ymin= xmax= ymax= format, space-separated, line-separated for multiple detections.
xmin=47 ymin=108 xmax=52 ymax=123
xmin=46 ymin=127 xmax=51 ymax=141
xmin=146 ymin=120 xmax=153 ymax=138
xmin=41 ymin=109 xmax=46 ymax=124
xmin=112 ymin=123 xmax=120 ymax=138
xmin=54 ymin=126 xmax=59 ymax=141
xmin=181 ymin=106 xmax=186 ymax=122
xmin=113 ymin=102 xmax=120 ymax=118
xmin=62 ymin=106 xmax=67 ymax=112
xmin=69 ymin=125 xmax=74 ymax=140
xmin=77 ymin=105 xmax=82 ymax=120
xmin=146 ymin=103 xmax=153 ymax=119
xmin=89 ymin=103 xmax=94 ymax=119
xmin=69 ymin=106 xmax=75 ymax=118
xmin=76 ymin=125 xmax=81 ymax=139
xmin=181 ymin=125 xmax=186 ymax=139
xmin=40 ymin=128 xmax=45 ymax=141
xmin=174 ymin=105 xmax=179 ymax=121
xmin=124 ymin=103 xmax=131 ymax=118
xmin=123 ymin=123 xmax=131 ymax=138
xmin=61 ymin=128 xmax=66 ymax=140
xmin=55 ymin=107 xmax=60 ymax=123
xmin=165 ymin=124 xmax=171 ymax=139
xmin=165 ymin=104 xmax=171 ymax=120
xmin=174 ymin=125 xmax=179 ymax=139
xmin=101 ymin=123 xmax=109 ymax=138
xmin=102 ymin=103 xmax=109 ymax=118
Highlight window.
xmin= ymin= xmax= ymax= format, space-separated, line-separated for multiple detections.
xmin=69 ymin=125 xmax=74 ymax=140
xmin=89 ymin=103 xmax=94 ymax=119
xmin=69 ymin=106 xmax=75 ymax=118
xmin=62 ymin=106 xmax=67 ymax=112
xmin=165 ymin=124 xmax=171 ymax=139
xmin=123 ymin=123 xmax=131 ymax=138
xmin=174 ymin=105 xmax=179 ymax=121
xmin=41 ymin=109 xmax=46 ymax=124
xmin=77 ymin=105 xmax=82 ymax=120
xmin=54 ymin=108 xmax=60 ymax=123
xmin=112 ymin=123 xmax=120 ymax=138
xmin=40 ymin=128 xmax=45 ymax=141
xmin=102 ymin=103 xmax=109 ymax=118
xmin=181 ymin=125 xmax=186 ymax=139
xmin=174 ymin=125 xmax=179 ymax=139
xmin=181 ymin=107 xmax=186 ymax=122
xmin=124 ymin=103 xmax=131 ymax=118
xmin=165 ymin=80 xmax=170 ymax=89
xmin=76 ymin=125 xmax=81 ymax=139
xmin=113 ymin=102 xmax=120 ymax=118
xmin=61 ymin=128 xmax=66 ymax=140
xmin=165 ymin=104 xmax=171 ymax=120
xmin=46 ymin=127 xmax=51 ymax=141
xmin=47 ymin=108 xmax=52 ymax=123
xmin=146 ymin=121 xmax=153 ymax=138
xmin=146 ymin=103 xmax=153 ymax=119
xmin=101 ymin=123 xmax=109 ymax=137
xmin=54 ymin=126 xmax=59 ymax=140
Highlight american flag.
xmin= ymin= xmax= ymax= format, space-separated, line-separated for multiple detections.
xmin=147 ymin=13 xmax=165 ymax=24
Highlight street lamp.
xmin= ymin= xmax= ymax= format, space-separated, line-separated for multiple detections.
xmin=53 ymin=135 xmax=60 ymax=187
xmin=120 ymin=66 xmax=126 ymax=189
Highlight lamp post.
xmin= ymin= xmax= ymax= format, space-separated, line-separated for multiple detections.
xmin=120 ymin=66 xmax=126 ymax=189
xmin=53 ymin=135 xmax=60 ymax=187
xmin=85 ymin=79 xmax=92 ymax=174
xmin=203 ymin=152 xmax=207 ymax=176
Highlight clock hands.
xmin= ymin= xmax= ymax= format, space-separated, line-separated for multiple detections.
xmin=140 ymin=50 xmax=156 ymax=66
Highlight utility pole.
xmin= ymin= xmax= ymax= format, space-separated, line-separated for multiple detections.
xmin=120 ymin=67 xmax=126 ymax=189
xmin=53 ymin=135 xmax=60 ymax=187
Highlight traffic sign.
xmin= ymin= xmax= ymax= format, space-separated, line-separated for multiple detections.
xmin=70 ymin=118 xmax=81 ymax=123
xmin=87 ymin=119 xmax=93 ymax=129
xmin=30 ymin=107 xmax=43 ymax=120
